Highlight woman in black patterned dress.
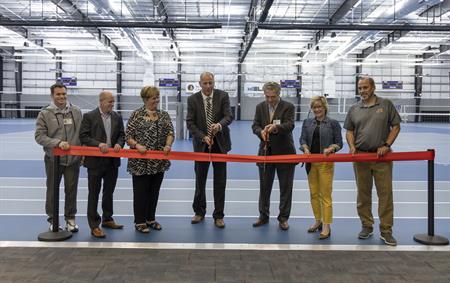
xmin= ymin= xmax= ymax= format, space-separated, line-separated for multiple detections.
xmin=126 ymin=86 xmax=174 ymax=233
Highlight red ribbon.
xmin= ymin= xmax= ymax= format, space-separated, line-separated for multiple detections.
xmin=54 ymin=146 xmax=434 ymax=163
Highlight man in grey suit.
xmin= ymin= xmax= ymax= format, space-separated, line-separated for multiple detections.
xmin=252 ymin=81 xmax=297 ymax=230
xmin=186 ymin=72 xmax=233 ymax=228
xmin=79 ymin=91 xmax=125 ymax=238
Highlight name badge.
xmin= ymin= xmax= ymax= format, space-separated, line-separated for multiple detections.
xmin=63 ymin=118 xmax=73 ymax=125
xmin=273 ymin=119 xmax=281 ymax=125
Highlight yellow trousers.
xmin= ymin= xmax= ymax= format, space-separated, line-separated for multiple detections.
xmin=307 ymin=162 xmax=334 ymax=224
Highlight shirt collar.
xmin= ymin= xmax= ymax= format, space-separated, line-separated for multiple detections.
xmin=268 ymin=99 xmax=280 ymax=111
xmin=99 ymin=107 xmax=111 ymax=116
xmin=201 ymin=90 xmax=214 ymax=101
xmin=50 ymin=101 xmax=69 ymax=112
xmin=358 ymin=95 xmax=380 ymax=108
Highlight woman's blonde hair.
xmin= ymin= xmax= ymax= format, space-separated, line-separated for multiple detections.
xmin=310 ymin=96 xmax=329 ymax=114
xmin=140 ymin=86 xmax=160 ymax=102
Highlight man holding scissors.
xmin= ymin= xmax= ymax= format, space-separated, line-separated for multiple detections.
xmin=186 ymin=72 xmax=233 ymax=228
xmin=252 ymin=81 xmax=297 ymax=230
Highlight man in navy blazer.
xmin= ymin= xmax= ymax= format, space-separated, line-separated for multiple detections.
xmin=79 ymin=91 xmax=125 ymax=238
xmin=186 ymin=72 xmax=233 ymax=228
xmin=252 ymin=81 xmax=297 ymax=230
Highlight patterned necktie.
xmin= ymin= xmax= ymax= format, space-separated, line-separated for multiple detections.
xmin=206 ymin=96 xmax=213 ymax=137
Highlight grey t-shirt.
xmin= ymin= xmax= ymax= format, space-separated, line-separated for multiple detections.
xmin=344 ymin=96 xmax=401 ymax=152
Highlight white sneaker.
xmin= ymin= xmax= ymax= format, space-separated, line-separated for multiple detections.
xmin=65 ymin=219 xmax=79 ymax=233
xmin=48 ymin=223 xmax=62 ymax=231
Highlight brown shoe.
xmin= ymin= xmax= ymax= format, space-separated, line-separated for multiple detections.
xmin=214 ymin=218 xmax=225 ymax=229
xmin=279 ymin=220 xmax=289 ymax=231
xmin=252 ymin=218 xmax=269 ymax=227
xmin=101 ymin=220 xmax=124 ymax=229
xmin=191 ymin=215 xmax=204 ymax=224
xmin=91 ymin=227 xmax=106 ymax=238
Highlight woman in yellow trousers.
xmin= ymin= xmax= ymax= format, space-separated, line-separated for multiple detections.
xmin=300 ymin=96 xmax=343 ymax=239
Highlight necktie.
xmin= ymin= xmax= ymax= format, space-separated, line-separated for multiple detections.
xmin=206 ymin=96 xmax=213 ymax=137
xmin=269 ymin=106 xmax=275 ymax=122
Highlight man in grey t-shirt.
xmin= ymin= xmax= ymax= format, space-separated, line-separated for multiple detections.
xmin=344 ymin=76 xmax=401 ymax=246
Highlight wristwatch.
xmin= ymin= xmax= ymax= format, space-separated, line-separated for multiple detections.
xmin=383 ymin=143 xmax=391 ymax=148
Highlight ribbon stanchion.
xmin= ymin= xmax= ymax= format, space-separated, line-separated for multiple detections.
xmin=37 ymin=156 xmax=73 ymax=241
xmin=413 ymin=149 xmax=449 ymax=245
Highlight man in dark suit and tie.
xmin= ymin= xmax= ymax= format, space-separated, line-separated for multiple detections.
xmin=186 ymin=72 xmax=233 ymax=228
xmin=79 ymin=91 xmax=125 ymax=238
xmin=252 ymin=81 xmax=297 ymax=230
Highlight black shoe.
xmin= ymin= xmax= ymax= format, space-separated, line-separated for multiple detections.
xmin=252 ymin=218 xmax=269 ymax=227
xmin=307 ymin=222 xmax=323 ymax=233
xmin=135 ymin=224 xmax=150 ymax=233
xmin=146 ymin=221 xmax=162 ymax=230
xmin=319 ymin=229 xmax=331 ymax=240
xmin=358 ymin=227 xmax=374 ymax=239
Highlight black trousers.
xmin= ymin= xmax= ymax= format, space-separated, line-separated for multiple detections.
xmin=258 ymin=163 xmax=295 ymax=222
xmin=193 ymin=141 xmax=226 ymax=219
xmin=132 ymin=172 xmax=164 ymax=225
xmin=87 ymin=160 xmax=118 ymax=229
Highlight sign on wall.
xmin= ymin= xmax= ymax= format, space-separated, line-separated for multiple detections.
xmin=186 ymin=83 xmax=199 ymax=93
xmin=382 ymin=81 xmax=403 ymax=89
xmin=57 ymin=77 xmax=77 ymax=86
xmin=159 ymin=78 xmax=179 ymax=87
xmin=280 ymin=79 xmax=300 ymax=89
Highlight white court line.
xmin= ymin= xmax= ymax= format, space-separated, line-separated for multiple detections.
xmin=0 ymin=177 xmax=448 ymax=183
xmin=1 ymin=241 xmax=449 ymax=252
xmin=1 ymin=199 xmax=449 ymax=205
xmin=1 ymin=213 xmax=449 ymax=219
xmin=1 ymin=186 xmax=449 ymax=192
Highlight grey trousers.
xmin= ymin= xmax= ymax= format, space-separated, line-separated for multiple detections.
xmin=44 ymin=155 xmax=80 ymax=222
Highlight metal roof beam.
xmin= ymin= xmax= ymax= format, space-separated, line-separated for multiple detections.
xmin=48 ymin=0 xmax=120 ymax=57
xmin=239 ymin=0 xmax=275 ymax=63
xmin=303 ymin=0 xmax=360 ymax=55
xmin=0 ymin=15 xmax=27 ymax=38
xmin=419 ymin=0 xmax=450 ymax=18
xmin=0 ymin=19 xmax=221 ymax=29
xmin=152 ymin=0 xmax=180 ymax=57
xmin=360 ymin=30 xmax=404 ymax=59
xmin=423 ymin=44 xmax=450 ymax=60
xmin=330 ymin=0 xmax=361 ymax=25
xmin=258 ymin=23 xmax=450 ymax=32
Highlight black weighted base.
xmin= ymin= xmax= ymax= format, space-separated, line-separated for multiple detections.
xmin=38 ymin=230 xmax=72 ymax=242
xmin=413 ymin=234 xmax=449 ymax=245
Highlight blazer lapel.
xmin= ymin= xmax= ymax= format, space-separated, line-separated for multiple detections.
xmin=212 ymin=90 xmax=220 ymax=121
xmin=110 ymin=111 xmax=116 ymax=140
xmin=95 ymin=108 xmax=107 ymax=140
xmin=196 ymin=92 xmax=207 ymax=130
xmin=263 ymin=101 xmax=271 ymax=126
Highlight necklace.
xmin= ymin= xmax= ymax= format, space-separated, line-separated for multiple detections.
xmin=144 ymin=109 xmax=158 ymax=121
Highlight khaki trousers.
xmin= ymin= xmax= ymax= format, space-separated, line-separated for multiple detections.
xmin=353 ymin=161 xmax=393 ymax=234
xmin=307 ymin=162 xmax=334 ymax=224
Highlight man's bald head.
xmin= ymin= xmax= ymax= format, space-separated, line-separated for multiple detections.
xmin=99 ymin=91 xmax=115 ymax=113
xmin=100 ymin=91 xmax=113 ymax=101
